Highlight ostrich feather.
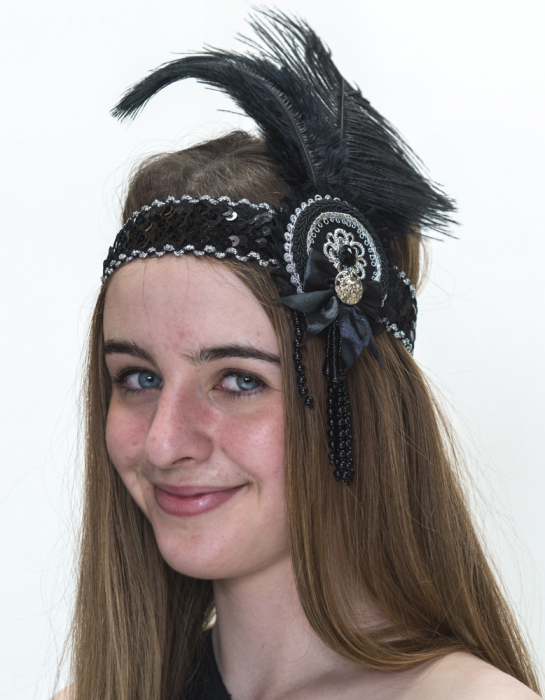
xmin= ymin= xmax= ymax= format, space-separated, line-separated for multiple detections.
xmin=112 ymin=9 xmax=455 ymax=233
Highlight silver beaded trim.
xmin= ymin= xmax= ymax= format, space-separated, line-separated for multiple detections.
xmin=102 ymin=245 xmax=278 ymax=282
xmin=378 ymin=319 xmax=415 ymax=354
xmin=127 ymin=194 xmax=275 ymax=223
xmin=102 ymin=195 xmax=278 ymax=282
xmin=377 ymin=267 xmax=417 ymax=354
xmin=284 ymin=194 xmax=339 ymax=293
xmin=392 ymin=265 xmax=417 ymax=298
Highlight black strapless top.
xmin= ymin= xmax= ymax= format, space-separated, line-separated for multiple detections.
xmin=182 ymin=631 xmax=232 ymax=700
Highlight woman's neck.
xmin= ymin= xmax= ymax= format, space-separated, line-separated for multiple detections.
xmin=211 ymin=554 xmax=380 ymax=700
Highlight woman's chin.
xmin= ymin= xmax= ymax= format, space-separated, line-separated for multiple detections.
xmin=159 ymin=550 xmax=255 ymax=580
xmin=148 ymin=523 xmax=235 ymax=579
xmin=163 ymin=556 xmax=231 ymax=580
xmin=151 ymin=523 xmax=289 ymax=581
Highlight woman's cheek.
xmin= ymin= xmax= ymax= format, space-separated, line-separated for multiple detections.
xmin=105 ymin=399 xmax=150 ymax=475
xmin=219 ymin=405 xmax=285 ymax=481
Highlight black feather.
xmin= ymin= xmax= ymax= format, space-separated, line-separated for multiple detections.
xmin=112 ymin=8 xmax=455 ymax=234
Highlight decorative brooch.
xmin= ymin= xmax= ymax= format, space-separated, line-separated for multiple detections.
xmin=278 ymin=196 xmax=387 ymax=370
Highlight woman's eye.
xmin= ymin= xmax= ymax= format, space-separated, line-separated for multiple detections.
xmin=219 ymin=372 xmax=264 ymax=395
xmin=121 ymin=371 xmax=163 ymax=391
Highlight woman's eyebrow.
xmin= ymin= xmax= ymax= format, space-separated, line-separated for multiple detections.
xmin=103 ymin=340 xmax=280 ymax=367
xmin=184 ymin=344 xmax=281 ymax=366
xmin=103 ymin=339 xmax=155 ymax=363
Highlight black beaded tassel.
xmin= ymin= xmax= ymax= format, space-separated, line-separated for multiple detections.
xmin=292 ymin=311 xmax=314 ymax=408
xmin=324 ymin=321 xmax=354 ymax=485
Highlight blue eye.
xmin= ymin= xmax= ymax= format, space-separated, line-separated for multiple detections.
xmin=137 ymin=372 xmax=162 ymax=389
xmin=220 ymin=372 xmax=264 ymax=395
xmin=122 ymin=371 xmax=163 ymax=391
xmin=236 ymin=374 xmax=261 ymax=391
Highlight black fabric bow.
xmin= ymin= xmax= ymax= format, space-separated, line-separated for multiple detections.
xmin=278 ymin=249 xmax=383 ymax=368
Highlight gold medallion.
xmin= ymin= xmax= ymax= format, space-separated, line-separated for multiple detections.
xmin=334 ymin=270 xmax=363 ymax=305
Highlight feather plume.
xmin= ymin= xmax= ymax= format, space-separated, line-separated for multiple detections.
xmin=112 ymin=9 xmax=455 ymax=234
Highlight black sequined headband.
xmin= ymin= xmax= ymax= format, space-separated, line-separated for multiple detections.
xmin=104 ymin=11 xmax=455 ymax=485
xmin=103 ymin=196 xmax=279 ymax=278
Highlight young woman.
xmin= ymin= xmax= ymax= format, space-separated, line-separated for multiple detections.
xmin=56 ymin=11 xmax=541 ymax=700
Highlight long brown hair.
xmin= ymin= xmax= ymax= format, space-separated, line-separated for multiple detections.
xmin=67 ymin=131 xmax=540 ymax=699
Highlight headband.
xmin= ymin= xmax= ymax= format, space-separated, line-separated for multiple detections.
xmin=104 ymin=10 xmax=455 ymax=485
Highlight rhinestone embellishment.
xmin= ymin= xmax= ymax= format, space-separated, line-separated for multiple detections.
xmin=334 ymin=270 xmax=363 ymax=305
xmin=324 ymin=229 xmax=367 ymax=279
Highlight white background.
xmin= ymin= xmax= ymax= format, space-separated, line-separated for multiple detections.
xmin=0 ymin=0 xmax=543 ymax=697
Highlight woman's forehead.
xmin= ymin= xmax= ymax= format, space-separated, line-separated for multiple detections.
xmin=103 ymin=255 xmax=279 ymax=353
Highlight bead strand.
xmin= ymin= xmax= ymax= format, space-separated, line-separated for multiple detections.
xmin=324 ymin=322 xmax=354 ymax=485
xmin=292 ymin=311 xmax=314 ymax=408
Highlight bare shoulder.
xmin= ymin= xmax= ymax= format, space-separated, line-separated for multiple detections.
xmin=50 ymin=685 xmax=74 ymax=700
xmin=411 ymin=652 xmax=541 ymax=700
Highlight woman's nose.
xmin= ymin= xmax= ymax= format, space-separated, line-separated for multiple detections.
xmin=144 ymin=386 xmax=213 ymax=469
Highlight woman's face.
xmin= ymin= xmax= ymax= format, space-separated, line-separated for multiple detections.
xmin=103 ymin=255 xmax=287 ymax=580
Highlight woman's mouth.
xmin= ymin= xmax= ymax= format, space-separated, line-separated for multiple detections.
xmin=153 ymin=483 xmax=246 ymax=517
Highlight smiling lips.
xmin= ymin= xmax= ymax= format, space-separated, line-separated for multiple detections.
xmin=153 ymin=483 xmax=246 ymax=517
